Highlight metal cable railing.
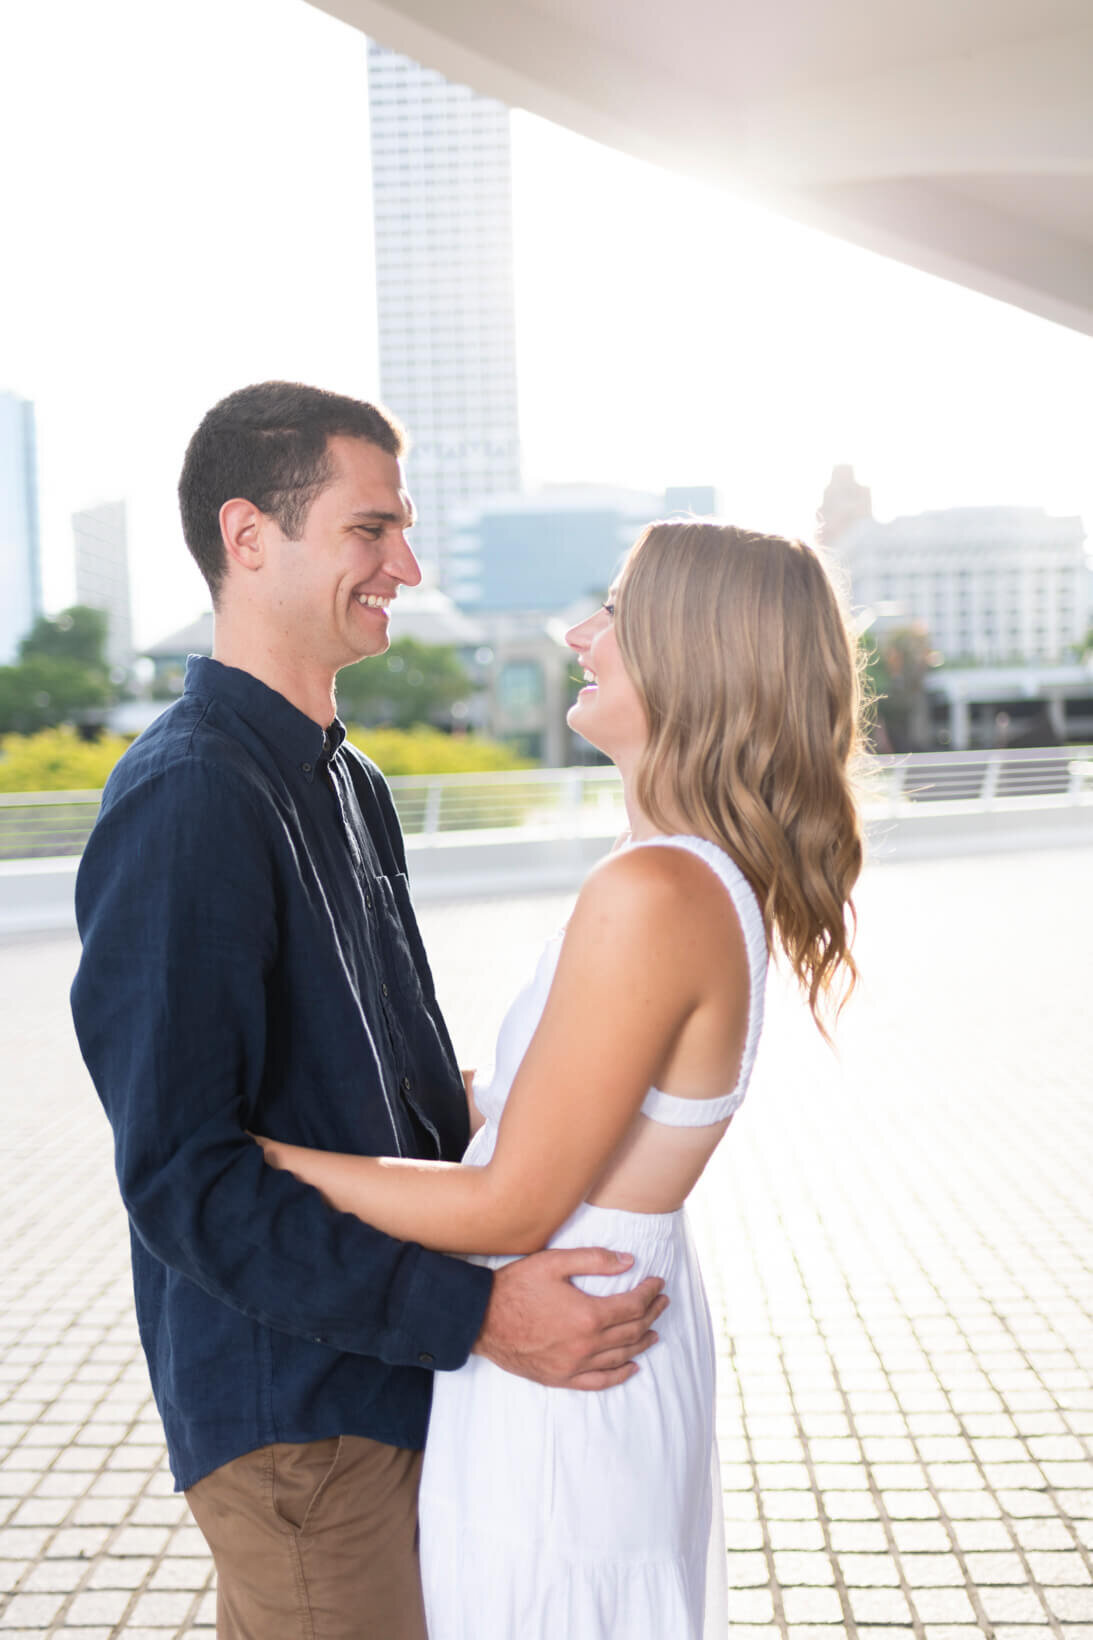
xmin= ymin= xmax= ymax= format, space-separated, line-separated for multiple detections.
xmin=0 ymin=791 xmax=104 ymax=861
xmin=1 ymin=749 xmax=1090 ymax=862
xmin=870 ymin=746 xmax=1092 ymax=810
xmin=388 ymin=766 xmax=627 ymax=841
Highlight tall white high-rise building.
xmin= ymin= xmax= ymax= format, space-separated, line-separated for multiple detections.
xmin=73 ymin=500 xmax=133 ymax=674
xmin=0 ymin=391 xmax=43 ymax=663
xmin=367 ymin=42 xmax=521 ymax=586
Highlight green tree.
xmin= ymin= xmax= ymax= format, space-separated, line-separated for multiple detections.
xmin=0 ymin=655 xmax=113 ymax=734
xmin=336 ymin=638 xmax=472 ymax=730
xmin=861 ymin=624 xmax=937 ymax=753
xmin=0 ymin=605 xmax=115 ymax=735
xmin=19 ymin=605 xmax=110 ymax=671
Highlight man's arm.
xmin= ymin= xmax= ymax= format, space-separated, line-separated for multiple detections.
xmin=71 ymin=759 xmax=491 ymax=1370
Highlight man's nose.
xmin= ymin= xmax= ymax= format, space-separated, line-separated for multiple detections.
xmin=389 ymin=533 xmax=423 ymax=587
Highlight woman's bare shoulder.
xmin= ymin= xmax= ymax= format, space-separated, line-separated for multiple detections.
xmin=570 ymin=840 xmax=745 ymax=969
xmin=579 ymin=838 xmax=701 ymax=910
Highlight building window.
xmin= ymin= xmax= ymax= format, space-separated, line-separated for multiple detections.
xmin=498 ymin=661 xmax=544 ymax=711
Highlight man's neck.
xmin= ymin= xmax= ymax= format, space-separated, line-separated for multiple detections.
xmin=212 ymin=617 xmax=337 ymax=729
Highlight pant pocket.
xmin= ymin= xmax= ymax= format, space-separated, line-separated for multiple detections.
xmin=270 ymin=1437 xmax=344 ymax=1534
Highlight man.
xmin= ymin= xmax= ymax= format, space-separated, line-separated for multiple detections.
xmin=71 ymin=382 xmax=666 ymax=1640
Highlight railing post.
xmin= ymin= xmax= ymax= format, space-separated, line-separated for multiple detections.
xmin=563 ymin=768 xmax=583 ymax=837
xmin=981 ymin=754 xmax=1001 ymax=808
xmin=423 ymin=780 xmax=443 ymax=843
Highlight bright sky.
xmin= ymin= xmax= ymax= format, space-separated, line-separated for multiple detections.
xmin=3 ymin=0 xmax=1092 ymax=646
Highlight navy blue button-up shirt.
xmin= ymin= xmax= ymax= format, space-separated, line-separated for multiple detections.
xmin=71 ymin=657 xmax=492 ymax=1491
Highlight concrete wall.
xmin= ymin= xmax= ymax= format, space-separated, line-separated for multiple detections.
xmin=2 ymin=806 xmax=1090 ymax=936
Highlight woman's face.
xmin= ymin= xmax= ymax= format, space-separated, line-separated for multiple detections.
xmin=564 ymin=586 xmax=648 ymax=765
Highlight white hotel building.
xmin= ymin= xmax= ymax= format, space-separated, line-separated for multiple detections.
xmin=822 ymin=469 xmax=1088 ymax=665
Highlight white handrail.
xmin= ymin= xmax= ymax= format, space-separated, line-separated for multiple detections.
xmin=1 ymin=749 xmax=1090 ymax=859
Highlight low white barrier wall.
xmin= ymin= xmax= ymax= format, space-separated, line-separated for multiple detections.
xmin=0 ymin=858 xmax=81 ymax=937
xmin=2 ymin=803 xmax=1090 ymax=936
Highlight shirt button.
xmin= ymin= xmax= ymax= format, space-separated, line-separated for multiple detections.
xmin=301 ymin=762 xmax=312 ymax=774
xmin=402 ymin=1076 xmax=412 ymax=1092
xmin=381 ymin=982 xmax=389 ymax=997
xmin=418 ymin=1352 xmax=435 ymax=1367
xmin=365 ymin=894 xmax=373 ymax=910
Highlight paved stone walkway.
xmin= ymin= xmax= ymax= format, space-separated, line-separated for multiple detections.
xmin=1 ymin=846 xmax=1091 ymax=1637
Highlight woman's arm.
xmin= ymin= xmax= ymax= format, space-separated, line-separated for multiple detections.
xmin=257 ymin=848 xmax=729 ymax=1255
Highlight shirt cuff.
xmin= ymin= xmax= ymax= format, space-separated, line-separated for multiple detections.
xmin=386 ymin=1245 xmax=495 ymax=1371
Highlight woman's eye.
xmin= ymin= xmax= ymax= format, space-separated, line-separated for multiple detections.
xmin=602 ymin=602 xmax=615 ymax=618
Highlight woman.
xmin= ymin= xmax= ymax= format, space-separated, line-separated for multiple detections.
xmin=257 ymin=521 xmax=864 ymax=1638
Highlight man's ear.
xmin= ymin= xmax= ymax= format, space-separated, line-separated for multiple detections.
xmin=220 ymin=498 xmax=268 ymax=576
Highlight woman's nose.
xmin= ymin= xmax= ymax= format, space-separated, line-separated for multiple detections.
xmin=565 ymin=611 xmax=598 ymax=651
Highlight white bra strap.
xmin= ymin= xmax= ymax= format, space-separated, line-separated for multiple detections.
xmin=640 ymin=1086 xmax=746 ymax=1126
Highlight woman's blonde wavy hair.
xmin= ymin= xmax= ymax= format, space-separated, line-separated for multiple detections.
xmin=615 ymin=520 xmax=865 ymax=1035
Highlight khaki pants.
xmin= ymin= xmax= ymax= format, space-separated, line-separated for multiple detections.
xmin=186 ymin=1436 xmax=427 ymax=1640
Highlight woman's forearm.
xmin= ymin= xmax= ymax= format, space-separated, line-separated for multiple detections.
xmin=255 ymin=1138 xmax=541 ymax=1255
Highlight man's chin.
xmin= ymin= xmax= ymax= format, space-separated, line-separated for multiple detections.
xmin=339 ymin=630 xmax=391 ymax=667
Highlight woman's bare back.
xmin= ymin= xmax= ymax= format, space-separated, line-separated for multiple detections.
xmin=582 ymin=835 xmax=762 ymax=1215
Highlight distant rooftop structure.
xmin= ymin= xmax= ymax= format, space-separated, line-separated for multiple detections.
xmin=143 ymin=612 xmax=214 ymax=662
xmin=385 ymin=584 xmax=487 ymax=646
xmin=142 ymin=585 xmax=484 ymax=677
xmin=818 ymin=464 xmax=874 ymax=548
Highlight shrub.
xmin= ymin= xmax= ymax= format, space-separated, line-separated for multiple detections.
xmin=345 ymin=725 xmax=532 ymax=776
xmin=0 ymin=724 xmax=531 ymax=796
xmin=0 ymin=728 xmax=133 ymax=793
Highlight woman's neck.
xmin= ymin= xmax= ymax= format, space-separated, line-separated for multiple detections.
xmin=620 ymin=767 xmax=691 ymax=842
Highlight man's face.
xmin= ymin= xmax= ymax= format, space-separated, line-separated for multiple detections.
xmin=260 ymin=434 xmax=421 ymax=670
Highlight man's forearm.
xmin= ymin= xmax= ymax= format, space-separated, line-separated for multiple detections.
xmin=117 ymin=1119 xmax=493 ymax=1369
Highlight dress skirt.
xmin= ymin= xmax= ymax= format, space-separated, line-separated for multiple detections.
xmin=419 ymin=1199 xmax=727 ymax=1640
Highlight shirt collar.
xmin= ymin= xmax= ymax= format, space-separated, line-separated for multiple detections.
xmin=184 ymin=656 xmax=344 ymax=783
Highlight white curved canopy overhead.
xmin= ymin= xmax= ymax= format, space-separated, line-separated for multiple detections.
xmin=306 ymin=0 xmax=1093 ymax=336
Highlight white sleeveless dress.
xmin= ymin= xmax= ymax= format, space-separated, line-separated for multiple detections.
xmin=419 ymin=836 xmax=769 ymax=1639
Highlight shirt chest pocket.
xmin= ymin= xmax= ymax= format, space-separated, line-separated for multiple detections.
xmin=370 ymin=872 xmax=431 ymax=1004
